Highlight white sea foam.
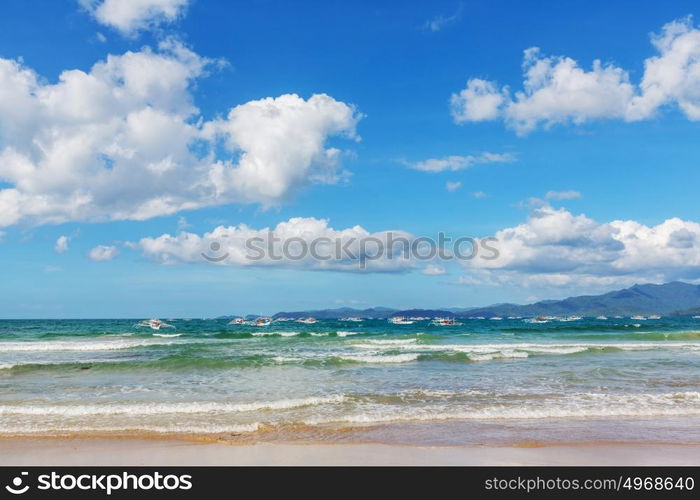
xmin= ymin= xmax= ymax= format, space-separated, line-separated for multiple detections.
xmin=338 ymin=353 xmax=419 ymax=364
xmin=336 ymin=331 xmax=358 ymax=337
xmin=152 ymin=333 xmax=182 ymax=338
xmin=303 ymin=392 xmax=700 ymax=425
xmin=468 ymin=350 xmax=529 ymax=361
xmin=251 ymin=331 xmax=302 ymax=337
xmin=0 ymin=339 xmax=184 ymax=352
xmin=0 ymin=423 xmax=261 ymax=435
xmin=364 ymin=341 xmax=700 ymax=356
xmin=0 ymin=395 xmax=347 ymax=417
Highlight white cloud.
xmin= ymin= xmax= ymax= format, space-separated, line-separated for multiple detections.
xmin=138 ymin=217 xmax=417 ymax=273
xmin=88 ymin=245 xmax=119 ymax=261
xmin=80 ymin=0 xmax=190 ymax=36
xmin=451 ymin=17 xmax=700 ymax=134
xmin=472 ymin=191 xmax=487 ymax=198
xmin=423 ymin=6 xmax=462 ymax=32
xmin=411 ymin=152 xmax=514 ymax=172
xmin=0 ymin=42 xmax=360 ymax=227
xmin=450 ymin=79 xmax=506 ymax=122
xmin=55 ymin=235 xmax=70 ymax=253
xmin=460 ymin=204 xmax=700 ymax=287
xmin=446 ymin=181 xmax=462 ymax=192
xmin=545 ymin=190 xmax=582 ymax=200
xmin=423 ymin=264 xmax=447 ymax=275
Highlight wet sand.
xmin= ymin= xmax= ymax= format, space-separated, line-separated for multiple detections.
xmin=1 ymin=438 xmax=699 ymax=466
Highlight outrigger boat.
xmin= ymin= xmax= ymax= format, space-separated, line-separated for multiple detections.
xmin=135 ymin=318 xmax=174 ymax=331
xmin=388 ymin=317 xmax=414 ymax=325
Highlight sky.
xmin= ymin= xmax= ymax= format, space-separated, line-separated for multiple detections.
xmin=1 ymin=0 xmax=700 ymax=318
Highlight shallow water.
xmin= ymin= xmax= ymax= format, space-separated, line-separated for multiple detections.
xmin=0 ymin=317 xmax=699 ymax=444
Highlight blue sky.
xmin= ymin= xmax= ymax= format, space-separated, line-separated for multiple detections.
xmin=1 ymin=0 xmax=700 ymax=317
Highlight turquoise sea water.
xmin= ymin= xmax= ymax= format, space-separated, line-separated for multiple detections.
xmin=1 ymin=317 xmax=700 ymax=445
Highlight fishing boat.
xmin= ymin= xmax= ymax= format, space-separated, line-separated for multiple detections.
xmin=388 ymin=317 xmax=414 ymax=325
xmin=228 ymin=318 xmax=245 ymax=325
xmin=432 ymin=317 xmax=459 ymax=326
xmin=255 ymin=317 xmax=272 ymax=327
xmin=296 ymin=317 xmax=318 ymax=324
xmin=135 ymin=318 xmax=174 ymax=331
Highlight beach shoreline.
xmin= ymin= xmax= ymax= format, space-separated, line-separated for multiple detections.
xmin=1 ymin=437 xmax=699 ymax=466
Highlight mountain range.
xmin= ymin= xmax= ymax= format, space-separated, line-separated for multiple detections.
xmin=219 ymin=282 xmax=700 ymax=319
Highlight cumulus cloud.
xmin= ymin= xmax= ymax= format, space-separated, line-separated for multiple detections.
xmin=446 ymin=181 xmax=462 ymax=192
xmin=451 ymin=17 xmax=700 ymax=134
xmin=0 ymin=42 xmax=360 ymax=227
xmin=138 ymin=217 xmax=418 ymax=273
xmin=80 ymin=0 xmax=190 ymax=36
xmin=55 ymin=236 xmax=69 ymax=254
xmin=410 ymin=152 xmax=515 ymax=172
xmin=460 ymin=204 xmax=700 ymax=287
xmin=545 ymin=190 xmax=582 ymax=200
xmin=88 ymin=245 xmax=119 ymax=261
xmin=472 ymin=191 xmax=488 ymax=198
xmin=423 ymin=264 xmax=447 ymax=275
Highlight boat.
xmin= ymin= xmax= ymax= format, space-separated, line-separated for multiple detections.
xmin=630 ymin=315 xmax=646 ymax=320
xmin=255 ymin=317 xmax=272 ymax=327
xmin=296 ymin=317 xmax=318 ymax=324
xmin=228 ymin=318 xmax=245 ymax=325
xmin=524 ymin=316 xmax=549 ymax=324
xmin=489 ymin=316 xmax=503 ymax=321
xmin=596 ymin=315 xmax=608 ymax=320
xmin=559 ymin=316 xmax=582 ymax=322
xmin=693 ymin=315 xmax=700 ymax=319
xmin=648 ymin=314 xmax=661 ymax=320
xmin=432 ymin=317 xmax=460 ymax=326
xmin=340 ymin=317 xmax=363 ymax=322
xmin=388 ymin=317 xmax=414 ymax=325
xmin=135 ymin=318 xmax=174 ymax=331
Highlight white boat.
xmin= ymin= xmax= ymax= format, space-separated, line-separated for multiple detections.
xmin=341 ymin=317 xmax=363 ymax=322
xmin=524 ymin=316 xmax=549 ymax=324
xmin=432 ymin=317 xmax=460 ymax=326
xmin=630 ymin=315 xmax=646 ymax=320
xmin=389 ymin=316 xmax=414 ymax=325
xmin=693 ymin=315 xmax=700 ymax=319
xmin=255 ymin=317 xmax=272 ymax=327
xmin=559 ymin=316 xmax=582 ymax=322
xmin=228 ymin=318 xmax=245 ymax=325
xmin=596 ymin=315 xmax=608 ymax=320
xmin=135 ymin=318 xmax=174 ymax=331
xmin=296 ymin=317 xmax=318 ymax=324
xmin=489 ymin=316 xmax=503 ymax=321
xmin=648 ymin=315 xmax=661 ymax=320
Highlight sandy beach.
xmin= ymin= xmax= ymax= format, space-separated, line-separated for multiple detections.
xmin=1 ymin=438 xmax=699 ymax=466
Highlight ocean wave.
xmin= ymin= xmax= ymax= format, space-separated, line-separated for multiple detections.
xmin=251 ymin=331 xmax=303 ymax=337
xmin=337 ymin=353 xmax=419 ymax=364
xmin=336 ymin=331 xmax=359 ymax=337
xmin=0 ymin=423 xmax=261 ymax=435
xmin=0 ymin=395 xmax=347 ymax=417
xmin=152 ymin=333 xmax=182 ymax=338
xmin=303 ymin=391 xmax=700 ymax=425
xmin=0 ymin=339 xmax=185 ymax=352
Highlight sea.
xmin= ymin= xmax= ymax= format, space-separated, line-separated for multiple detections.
xmin=1 ymin=317 xmax=700 ymax=445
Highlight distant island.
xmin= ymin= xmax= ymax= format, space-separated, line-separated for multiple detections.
xmin=218 ymin=282 xmax=700 ymax=319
